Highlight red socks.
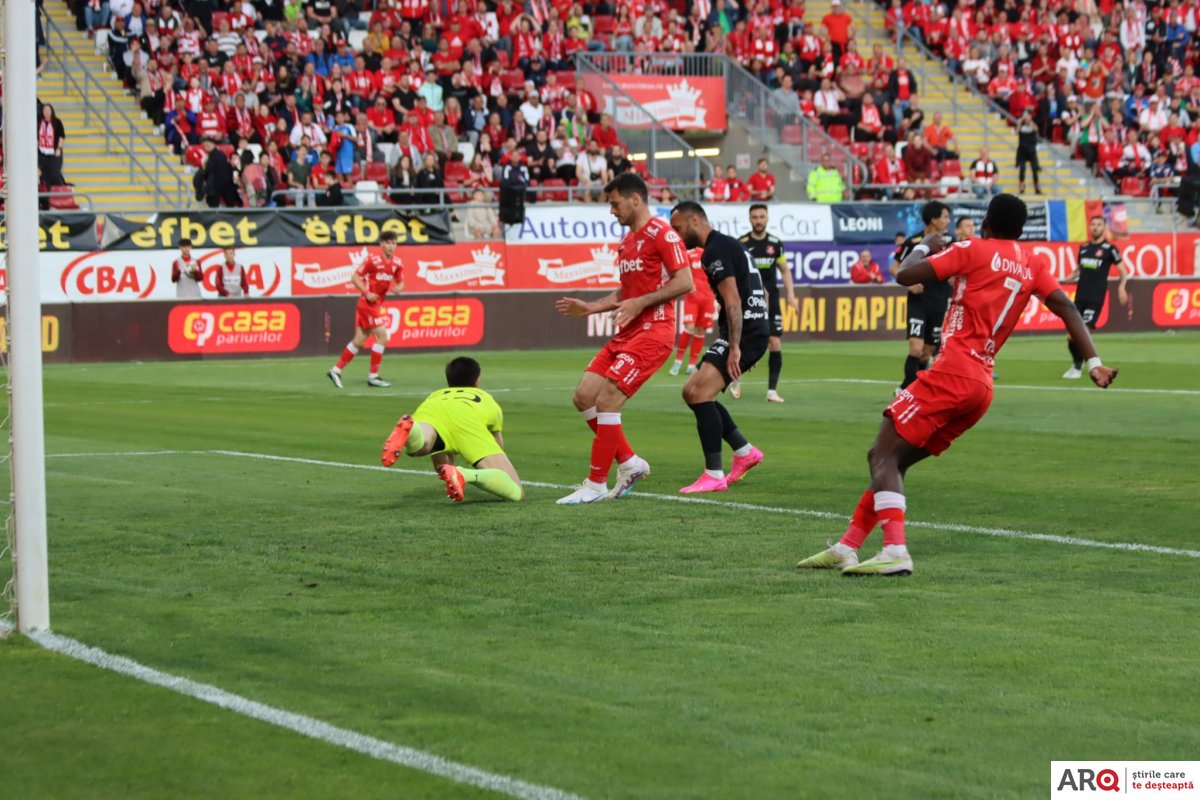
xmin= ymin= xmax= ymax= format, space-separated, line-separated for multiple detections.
xmin=874 ymin=491 xmax=907 ymax=547
xmin=839 ymin=489 xmax=878 ymax=549
xmin=369 ymin=343 xmax=385 ymax=375
xmin=676 ymin=331 xmax=692 ymax=359
xmin=688 ymin=334 xmax=706 ymax=366
xmin=334 ymin=343 xmax=358 ymax=370
xmin=589 ymin=412 xmax=623 ymax=484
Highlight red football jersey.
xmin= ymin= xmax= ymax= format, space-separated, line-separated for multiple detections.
xmin=357 ymin=252 xmax=405 ymax=298
xmin=747 ymin=171 xmax=776 ymax=199
xmin=614 ymin=217 xmax=689 ymax=340
xmin=686 ymin=247 xmax=715 ymax=303
xmin=928 ymin=238 xmax=1061 ymax=382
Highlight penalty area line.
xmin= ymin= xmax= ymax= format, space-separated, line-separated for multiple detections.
xmin=0 ymin=619 xmax=585 ymax=800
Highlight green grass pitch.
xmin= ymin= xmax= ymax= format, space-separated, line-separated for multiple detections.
xmin=2 ymin=333 xmax=1198 ymax=799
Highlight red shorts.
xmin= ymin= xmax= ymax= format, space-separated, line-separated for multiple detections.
xmin=585 ymin=330 xmax=674 ymax=397
xmin=682 ymin=294 xmax=716 ymax=330
xmin=356 ymin=297 xmax=389 ymax=330
xmin=884 ymin=368 xmax=993 ymax=456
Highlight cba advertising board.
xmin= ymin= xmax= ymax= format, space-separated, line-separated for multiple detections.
xmin=168 ymin=303 xmax=301 ymax=354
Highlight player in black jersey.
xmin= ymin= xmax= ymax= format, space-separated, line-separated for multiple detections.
xmin=739 ymin=204 xmax=798 ymax=402
xmin=1060 ymin=216 xmax=1129 ymax=378
xmin=670 ymin=201 xmax=771 ymax=494
xmin=890 ymin=201 xmax=951 ymax=390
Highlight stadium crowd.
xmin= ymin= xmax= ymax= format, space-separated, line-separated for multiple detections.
xmin=884 ymin=0 xmax=1200 ymax=201
xmin=57 ymin=0 xmax=1200 ymax=207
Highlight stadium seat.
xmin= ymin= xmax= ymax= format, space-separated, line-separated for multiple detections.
xmin=48 ymin=185 xmax=80 ymax=210
xmin=377 ymin=142 xmax=399 ymax=168
xmin=211 ymin=11 xmax=229 ymax=30
xmin=940 ymin=160 xmax=962 ymax=178
xmin=827 ymin=125 xmax=850 ymax=144
xmin=456 ymin=141 xmax=475 ymax=163
xmin=542 ymin=178 xmax=568 ymax=201
xmin=633 ymin=160 xmax=650 ymax=177
xmin=340 ymin=164 xmax=364 ymax=187
xmin=593 ymin=14 xmax=616 ymax=35
xmin=501 ymin=69 xmax=526 ymax=94
xmin=780 ymin=124 xmax=804 ymax=145
xmin=365 ymin=161 xmax=390 ymax=183
xmin=851 ymin=142 xmax=870 ymax=160
xmin=444 ymin=160 xmax=470 ymax=182
xmin=348 ymin=29 xmax=368 ymax=52
xmin=445 ymin=176 xmax=468 ymax=204
xmin=354 ymin=180 xmax=382 ymax=205
xmin=217 ymin=144 xmax=235 ymax=160
xmin=1120 ymin=176 xmax=1151 ymax=197
xmin=1051 ymin=125 xmax=1065 ymax=144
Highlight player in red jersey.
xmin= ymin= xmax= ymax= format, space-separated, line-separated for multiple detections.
xmin=798 ymin=194 xmax=1119 ymax=576
xmin=327 ymin=230 xmax=404 ymax=389
xmin=554 ymin=172 xmax=694 ymax=504
xmin=668 ymin=247 xmax=718 ymax=377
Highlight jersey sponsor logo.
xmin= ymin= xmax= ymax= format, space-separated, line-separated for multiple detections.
xmin=617 ymin=257 xmax=645 ymax=275
xmin=989 ymin=251 xmax=1033 ymax=281
xmin=537 ymin=245 xmax=620 ymax=284
xmin=1153 ymin=282 xmax=1200 ymax=326
xmin=58 ymin=253 xmax=159 ymax=299
xmin=382 ymin=298 xmax=485 ymax=348
xmin=168 ymin=303 xmax=301 ymax=354
xmin=415 ymin=245 xmax=505 ymax=287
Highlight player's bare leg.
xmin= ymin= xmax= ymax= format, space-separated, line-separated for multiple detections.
xmin=328 ymin=327 xmax=373 ymax=389
xmin=680 ymin=362 xmax=761 ymax=494
xmin=365 ymin=325 xmax=391 ymax=387
xmin=766 ymin=336 xmax=785 ymax=402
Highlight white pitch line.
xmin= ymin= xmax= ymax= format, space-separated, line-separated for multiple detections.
xmin=0 ymin=620 xmax=582 ymax=800
xmin=205 ymin=450 xmax=1200 ymax=560
xmin=45 ymin=449 xmax=206 ymax=459
xmin=772 ymin=377 xmax=1200 ymax=396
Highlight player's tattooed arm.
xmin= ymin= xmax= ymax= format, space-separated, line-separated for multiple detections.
xmin=717 ymin=277 xmax=744 ymax=381
xmin=1045 ymin=289 xmax=1119 ymax=388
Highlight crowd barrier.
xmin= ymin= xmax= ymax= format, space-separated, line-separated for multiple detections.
xmin=3 ymin=281 xmax=1194 ymax=364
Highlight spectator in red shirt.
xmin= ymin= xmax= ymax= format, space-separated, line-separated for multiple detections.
xmin=821 ymin=0 xmax=855 ymax=61
xmin=747 ymin=158 xmax=777 ymax=201
xmin=850 ymin=250 xmax=885 ymax=283
xmin=724 ymin=165 xmax=751 ymax=201
xmin=591 ymin=113 xmax=619 ymax=149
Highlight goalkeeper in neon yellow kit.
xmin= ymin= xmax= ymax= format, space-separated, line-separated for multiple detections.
xmin=381 ymin=356 xmax=524 ymax=502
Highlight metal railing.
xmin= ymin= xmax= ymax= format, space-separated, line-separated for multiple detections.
xmin=580 ymin=51 xmax=868 ymax=191
xmin=267 ymin=181 xmax=705 ymax=209
xmin=39 ymin=9 xmax=192 ymax=209
xmin=574 ymin=54 xmax=710 ymax=187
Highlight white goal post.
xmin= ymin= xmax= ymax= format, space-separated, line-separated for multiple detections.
xmin=4 ymin=0 xmax=51 ymax=634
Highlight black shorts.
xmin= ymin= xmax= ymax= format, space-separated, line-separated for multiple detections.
xmin=906 ymin=292 xmax=947 ymax=346
xmin=1074 ymin=297 xmax=1104 ymax=329
xmin=703 ymin=333 xmax=770 ymax=388
xmin=767 ymin=291 xmax=783 ymax=337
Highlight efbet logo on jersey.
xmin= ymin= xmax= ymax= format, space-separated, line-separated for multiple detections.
xmin=617 ymin=258 xmax=645 ymax=275
xmin=168 ymin=303 xmax=301 ymax=354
